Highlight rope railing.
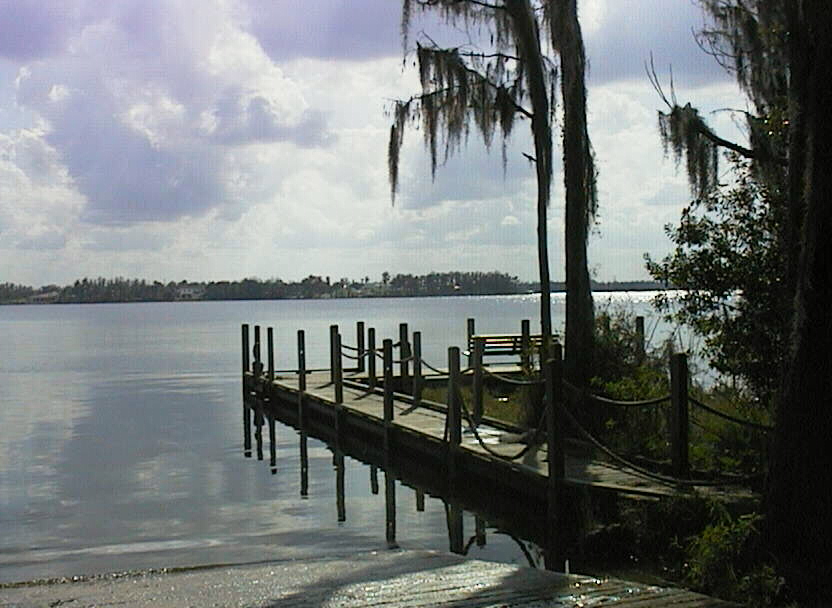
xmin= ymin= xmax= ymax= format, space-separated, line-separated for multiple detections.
xmin=557 ymin=400 xmax=760 ymax=487
xmin=690 ymin=397 xmax=773 ymax=433
xmin=482 ymin=366 xmax=544 ymax=386
xmin=458 ymin=393 xmax=544 ymax=462
xmin=562 ymin=379 xmax=670 ymax=407
xmin=341 ymin=343 xmax=360 ymax=352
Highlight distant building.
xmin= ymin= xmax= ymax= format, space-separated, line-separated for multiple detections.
xmin=175 ymin=284 xmax=205 ymax=300
xmin=29 ymin=291 xmax=60 ymax=304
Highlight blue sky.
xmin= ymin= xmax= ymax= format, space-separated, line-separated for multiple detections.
xmin=0 ymin=0 xmax=747 ymax=286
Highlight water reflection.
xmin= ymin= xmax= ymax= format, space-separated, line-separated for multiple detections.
xmin=244 ymin=394 xmax=544 ymax=568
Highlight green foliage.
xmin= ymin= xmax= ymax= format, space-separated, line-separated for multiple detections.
xmin=645 ymin=156 xmax=788 ymax=406
xmin=684 ymin=511 xmax=786 ymax=606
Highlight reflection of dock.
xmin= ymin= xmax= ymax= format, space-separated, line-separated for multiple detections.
xmin=0 ymin=549 xmax=734 ymax=606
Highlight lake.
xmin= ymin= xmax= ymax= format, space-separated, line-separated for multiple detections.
xmin=0 ymin=293 xmax=669 ymax=583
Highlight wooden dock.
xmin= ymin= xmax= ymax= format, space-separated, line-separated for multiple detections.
xmin=0 ymin=549 xmax=734 ymax=606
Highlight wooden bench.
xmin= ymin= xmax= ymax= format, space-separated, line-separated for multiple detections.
xmin=467 ymin=333 xmax=547 ymax=359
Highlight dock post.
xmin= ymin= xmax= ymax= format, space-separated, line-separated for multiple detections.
xmin=383 ymin=339 xmax=394 ymax=455
xmin=472 ymin=336 xmax=485 ymax=425
xmin=370 ymin=464 xmax=379 ymax=495
xmin=635 ymin=316 xmax=646 ymax=365
xmin=329 ymin=325 xmax=338 ymax=383
xmin=253 ymin=325 xmax=262 ymax=377
xmin=267 ymin=327 xmax=275 ymax=385
xmin=544 ymin=343 xmax=565 ymax=571
xmin=334 ymin=331 xmax=344 ymax=438
xmin=412 ymin=331 xmax=422 ymax=409
xmin=416 ymin=488 xmax=425 ymax=512
xmin=399 ymin=322 xmax=410 ymax=380
xmin=670 ymin=353 xmax=690 ymax=478
xmin=356 ymin=321 xmax=366 ymax=373
xmin=447 ymin=503 xmax=464 ymax=555
xmin=242 ymin=324 xmax=251 ymax=456
xmin=466 ymin=318 xmax=475 ymax=366
xmin=520 ymin=319 xmax=531 ymax=369
xmin=367 ymin=328 xmax=377 ymax=390
xmin=475 ymin=516 xmax=486 ymax=547
xmin=297 ymin=330 xmax=306 ymax=428
xmin=242 ymin=324 xmax=250 ymax=374
xmin=447 ymin=346 xmax=462 ymax=482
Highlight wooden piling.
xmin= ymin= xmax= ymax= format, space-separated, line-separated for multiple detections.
xmin=297 ymin=330 xmax=306 ymax=429
xmin=520 ymin=319 xmax=531 ymax=369
xmin=385 ymin=470 xmax=397 ymax=548
xmin=370 ymin=464 xmax=379 ymax=495
xmin=334 ymin=332 xmax=344 ymax=405
xmin=367 ymin=328 xmax=377 ymax=390
xmin=242 ymin=324 xmax=250 ymax=374
xmin=544 ymin=343 xmax=564 ymax=571
xmin=356 ymin=321 xmax=366 ymax=373
xmin=329 ymin=325 xmax=338 ymax=383
xmin=383 ymin=338 xmax=394 ymax=454
xmin=475 ymin=516 xmax=486 ymax=547
xmin=416 ymin=488 xmax=425 ymax=512
xmin=472 ymin=336 xmax=485 ymax=425
xmin=466 ymin=318 xmax=475 ymax=366
xmin=253 ymin=325 xmax=262 ymax=376
xmin=299 ymin=432 xmax=309 ymax=497
xmin=412 ymin=331 xmax=423 ymax=409
xmin=336 ymin=450 xmax=346 ymax=522
xmin=447 ymin=346 xmax=461 ymax=482
xmin=447 ymin=503 xmax=464 ymax=555
xmin=635 ymin=316 xmax=646 ymax=365
xmin=399 ymin=323 xmax=410 ymax=379
xmin=670 ymin=353 xmax=690 ymax=478
xmin=267 ymin=327 xmax=274 ymax=384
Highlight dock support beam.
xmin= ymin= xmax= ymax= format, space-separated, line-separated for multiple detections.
xmin=367 ymin=328 xmax=377 ymax=390
xmin=242 ymin=324 xmax=251 ymax=456
xmin=472 ymin=336 xmax=484 ymax=425
xmin=544 ymin=343 xmax=564 ymax=571
xmin=242 ymin=324 xmax=250 ymax=374
xmin=356 ymin=321 xmax=366 ymax=373
xmin=399 ymin=323 xmax=410 ymax=380
xmin=329 ymin=325 xmax=338 ymax=383
xmin=253 ymin=325 xmax=262 ymax=377
xmin=466 ymin=318 xmax=475 ymax=366
xmin=670 ymin=353 xmax=690 ymax=478
xmin=447 ymin=346 xmax=461 ymax=482
xmin=383 ymin=339 xmax=394 ymax=455
xmin=412 ymin=331 xmax=422 ymax=409
xmin=297 ymin=330 xmax=306 ymax=428
xmin=267 ymin=327 xmax=274 ymax=385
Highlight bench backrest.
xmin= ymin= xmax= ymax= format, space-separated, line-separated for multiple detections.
xmin=468 ymin=333 xmax=547 ymax=357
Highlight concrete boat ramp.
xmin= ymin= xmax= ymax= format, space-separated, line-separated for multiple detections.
xmin=1 ymin=549 xmax=732 ymax=607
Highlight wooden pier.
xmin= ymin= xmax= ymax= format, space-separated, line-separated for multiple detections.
xmin=241 ymin=320 xmax=758 ymax=560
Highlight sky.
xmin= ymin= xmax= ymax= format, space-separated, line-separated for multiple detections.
xmin=0 ymin=0 xmax=748 ymax=287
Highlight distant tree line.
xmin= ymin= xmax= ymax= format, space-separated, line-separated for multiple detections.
xmin=0 ymin=273 xmax=662 ymax=305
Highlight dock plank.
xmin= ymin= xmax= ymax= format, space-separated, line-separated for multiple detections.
xmin=0 ymin=550 xmax=734 ymax=607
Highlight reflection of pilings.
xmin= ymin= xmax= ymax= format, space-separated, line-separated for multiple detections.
xmin=243 ymin=402 xmax=252 ymax=457
xmin=475 ymin=516 xmax=486 ymax=547
xmin=335 ymin=449 xmax=346 ymax=522
xmin=370 ymin=465 xmax=379 ymax=495
xmin=300 ymin=431 xmax=309 ymax=497
xmin=416 ymin=488 xmax=425 ymax=512
xmin=269 ymin=414 xmax=277 ymax=473
xmin=385 ymin=469 xmax=397 ymax=548
xmin=447 ymin=502 xmax=464 ymax=555
xmin=254 ymin=402 xmax=264 ymax=461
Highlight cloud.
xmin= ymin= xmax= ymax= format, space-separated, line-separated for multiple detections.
xmin=583 ymin=0 xmax=729 ymax=87
xmin=11 ymin=0 xmax=335 ymax=224
xmin=0 ymin=1 xmax=79 ymax=60
xmin=240 ymin=0 xmax=402 ymax=62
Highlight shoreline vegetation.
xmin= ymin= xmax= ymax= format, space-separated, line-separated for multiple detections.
xmin=1 ymin=272 xmax=665 ymax=305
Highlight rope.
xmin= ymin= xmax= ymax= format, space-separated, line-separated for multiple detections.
xmin=341 ymin=351 xmax=360 ymax=361
xmin=456 ymin=392 xmax=544 ymax=462
xmin=563 ymin=379 xmax=669 ymax=407
xmin=482 ymin=367 xmax=544 ymax=386
xmin=419 ymin=358 xmax=448 ymax=376
xmin=341 ymin=343 xmax=360 ymax=352
xmin=690 ymin=397 xmax=773 ymax=433
xmin=556 ymin=400 xmax=759 ymax=487
xmin=389 ymin=354 xmax=415 ymax=365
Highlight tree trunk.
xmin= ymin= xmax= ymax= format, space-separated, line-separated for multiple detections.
xmin=506 ymin=0 xmax=554 ymax=429
xmin=766 ymin=0 xmax=832 ymax=596
xmin=555 ymin=0 xmax=595 ymax=390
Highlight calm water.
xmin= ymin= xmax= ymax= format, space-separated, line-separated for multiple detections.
xmin=0 ymin=293 xmax=666 ymax=583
